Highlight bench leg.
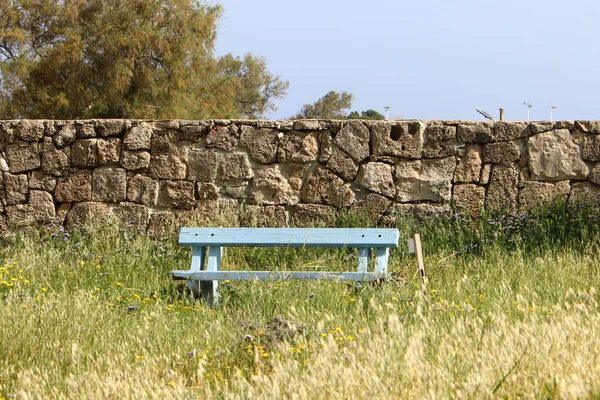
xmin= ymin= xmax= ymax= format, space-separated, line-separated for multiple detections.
xmin=186 ymin=246 xmax=206 ymax=297
xmin=357 ymin=247 xmax=371 ymax=272
xmin=355 ymin=247 xmax=372 ymax=289
xmin=200 ymin=246 xmax=222 ymax=307
xmin=375 ymin=247 xmax=389 ymax=274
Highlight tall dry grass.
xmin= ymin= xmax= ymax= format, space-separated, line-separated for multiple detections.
xmin=1 ymin=206 xmax=599 ymax=399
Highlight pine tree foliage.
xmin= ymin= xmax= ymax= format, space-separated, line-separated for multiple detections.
xmin=0 ymin=0 xmax=288 ymax=119
xmin=292 ymin=91 xmax=354 ymax=119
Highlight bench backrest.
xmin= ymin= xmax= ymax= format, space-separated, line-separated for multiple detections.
xmin=179 ymin=228 xmax=399 ymax=248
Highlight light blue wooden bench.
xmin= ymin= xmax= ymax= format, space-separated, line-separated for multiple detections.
xmin=170 ymin=227 xmax=400 ymax=307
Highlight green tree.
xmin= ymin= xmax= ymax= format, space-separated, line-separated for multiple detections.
xmin=217 ymin=53 xmax=289 ymax=119
xmin=347 ymin=109 xmax=385 ymax=120
xmin=292 ymin=90 xmax=354 ymax=119
xmin=0 ymin=0 xmax=288 ymax=119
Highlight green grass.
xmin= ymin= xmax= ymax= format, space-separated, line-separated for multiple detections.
xmin=1 ymin=204 xmax=600 ymax=398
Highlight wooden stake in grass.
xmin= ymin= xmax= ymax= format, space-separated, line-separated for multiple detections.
xmin=408 ymin=233 xmax=428 ymax=295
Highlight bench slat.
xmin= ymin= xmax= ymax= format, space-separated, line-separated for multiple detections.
xmin=179 ymin=228 xmax=399 ymax=248
xmin=171 ymin=270 xmax=388 ymax=282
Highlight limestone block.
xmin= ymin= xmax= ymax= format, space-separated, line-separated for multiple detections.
xmin=92 ymin=167 xmax=127 ymax=202
xmin=423 ymin=125 xmax=456 ymax=158
xmin=6 ymin=190 xmax=55 ymax=227
xmin=120 ymin=150 xmax=151 ymax=171
xmin=355 ymin=162 xmax=395 ymax=198
xmin=55 ymin=171 xmax=92 ymax=202
xmin=301 ymin=166 xmax=355 ymax=207
xmin=113 ymin=202 xmax=149 ymax=230
xmin=456 ymin=122 xmax=494 ymax=143
xmin=0 ymin=154 xmax=9 ymax=172
xmin=124 ymin=124 xmax=153 ymax=150
xmin=582 ymin=135 xmax=600 ymax=161
xmin=480 ymin=164 xmax=492 ymax=185
xmin=395 ymin=157 xmax=456 ymax=202
xmin=28 ymin=190 xmax=55 ymax=221
xmin=569 ymin=182 xmax=600 ymax=206
xmin=529 ymin=121 xmax=554 ymax=134
xmin=349 ymin=193 xmax=391 ymax=227
xmin=528 ymin=129 xmax=588 ymax=181
xmin=283 ymin=163 xmax=311 ymax=181
xmin=326 ymin=149 xmax=359 ymax=181
xmin=240 ymin=205 xmax=288 ymax=227
xmin=372 ymin=121 xmax=424 ymax=159
xmin=151 ymin=129 xmax=183 ymax=154
xmin=589 ymin=163 xmax=600 ymax=185
xmin=575 ymin=121 xmax=600 ymax=134
xmin=72 ymin=139 xmax=99 ymax=167
xmin=42 ymin=146 xmax=70 ymax=177
xmin=249 ymin=165 xmax=299 ymax=205
xmin=5 ymin=173 xmax=29 ymax=205
xmin=147 ymin=212 xmax=177 ymax=238
xmin=96 ymin=120 xmax=125 ymax=137
xmin=293 ymin=120 xmax=321 ymax=131
xmin=197 ymin=182 xmax=219 ymax=200
xmin=53 ymin=123 xmax=77 ymax=148
xmin=0 ymin=122 xmax=16 ymax=144
xmin=76 ymin=122 xmax=96 ymax=138
xmin=218 ymin=152 xmax=253 ymax=180
xmin=5 ymin=143 xmax=41 ymax=173
xmin=157 ymin=180 xmax=195 ymax=209
xmin=292 ymin=204 xmax=337 ymax=227
xmin=277 ymin=131 xmax=319 ymax=163
xmin=493 ymin=122 xmax=528 ymax=141
xmin=43 ymin=121 xmax=54 ymax=137
xmin=240 ymin=126 xmax=279 ymax=164
xmin=248 ymin=120 xmax=285 ymax=129
xmin=16 ymin=120 xmax=45 ymax=141
xmin=186 ymin=149 xmax=218 ymax=181
xmin=554 ymin=121 xmax=575 ymax=130
xmin=212 ymin=120 xmax=231 ymax=126
xmin=149 ymin=154 xmax=187 ymax=180
xmin=452 ymin=184 xmax=486 ymax=216
xmin=518 ymin=181 xmax=570 ymax=212
xmin=279 ymin=120 xmax=295 ymax=131
xmin=189 ymin=200 xmax=221 ymax=226
xmin=180 ymin=123 xmax=209 ymax=142
xmin=55 ymin=203 xmax=70 ymax=225
xmin=205 ymin=125 xmax=238 ymax=151
xmin=157 ymin=120 xmax=179 ymax=130
xmin=222 ymin=183 xmax=248 ymax=199
xmin=319 ymin=131 xmax=334 ymax=163
xmin=483 ymin=141 xmax=520 ymax=166
xmin=66 ymin=202 xmax=110 ymax=227
xmin=453 ymin=145 xmax=482 ymax=183
xmin=486 ymin=166 xmax=518 ymax=212
xmin=127 ymin=175 xmax=158 ymax=207
xmin=97 ymin=138 xmax=121 ymax=165
xmin=282 ymin=163 xmax=310 ymax=192
xmin=29 ymin=170 xmax=57 ymax=192
xmin=335 ymin=121 xmax=371 ymax=162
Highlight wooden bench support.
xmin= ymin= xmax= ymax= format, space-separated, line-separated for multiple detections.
xmin=172 ymin=270 xmax=388 ymax=281
xmin=171 ymin=228 xmax=400 ymax=307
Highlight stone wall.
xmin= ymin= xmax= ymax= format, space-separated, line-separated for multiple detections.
xmin=0 ymin=119 xmax=599 ymax=232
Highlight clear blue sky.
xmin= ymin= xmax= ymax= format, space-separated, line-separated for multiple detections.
xmin=214 ymin=0 xmax=600 ymax=121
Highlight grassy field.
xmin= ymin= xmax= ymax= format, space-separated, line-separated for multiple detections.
xmin=1 ymin=205 xmax=600 ymax=399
